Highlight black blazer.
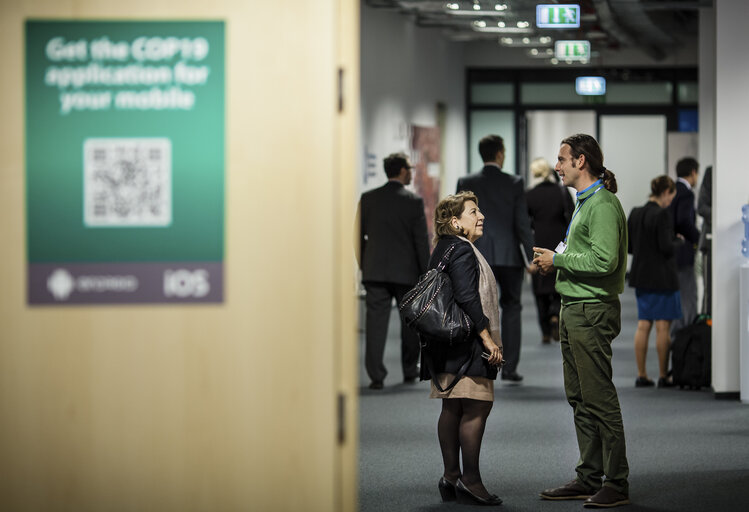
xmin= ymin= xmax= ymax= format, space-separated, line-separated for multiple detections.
xmin=667 ymin=180 xmax=700 ymax=268
xmin=628 ymin=201 xmax=681 ymax=291
xmin=456 ymin=165 xmax=534 ymax=267
xmin=357 ymin=181 xmax=430 ymax=286
xmin=420 ymin=236 xmax=497 ymax=381
xmin=697 ymin=167 xmax=712 ymax=252
xmin=527 ymin=180 xmax=575 ymax=249
xmin=527 ymin=180 xmax=575 ymax=295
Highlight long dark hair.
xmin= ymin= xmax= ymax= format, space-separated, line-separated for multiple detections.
xmin=561 ymin=134 xmax=618 ymax=193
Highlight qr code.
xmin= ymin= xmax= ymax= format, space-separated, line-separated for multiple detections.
xmin=83 ymin=138 xmax=172 ymax=227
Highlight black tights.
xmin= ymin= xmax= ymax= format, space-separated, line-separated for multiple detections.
xmin=438 ymin=398 xmax=493 ymax=498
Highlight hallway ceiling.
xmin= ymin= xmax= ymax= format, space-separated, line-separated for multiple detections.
xmin=365 ymin=0 xmax=709 ymax=63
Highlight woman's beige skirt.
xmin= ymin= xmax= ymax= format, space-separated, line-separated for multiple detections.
xmin=429 ymin=373 xmax=494 ymax=401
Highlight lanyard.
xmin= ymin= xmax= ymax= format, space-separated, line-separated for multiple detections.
xmin=564 ymin=182 xmax=604 ymax=243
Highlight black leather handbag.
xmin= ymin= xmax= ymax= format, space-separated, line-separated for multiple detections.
xmin=399 ymin=243 xmax=473 ymax=345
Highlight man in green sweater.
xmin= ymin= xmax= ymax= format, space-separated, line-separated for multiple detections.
xmin=533 ymin=134 xmax=630 ymax=508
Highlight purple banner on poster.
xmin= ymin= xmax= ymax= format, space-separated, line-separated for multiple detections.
xmin=28 ymin=262 xmax=223 ymax=305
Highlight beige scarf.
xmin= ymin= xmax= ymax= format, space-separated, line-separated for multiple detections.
xmin=458 ymin=236 xmax=501 ymax=344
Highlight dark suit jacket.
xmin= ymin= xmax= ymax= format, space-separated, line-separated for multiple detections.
xmin=628 ymin=201 xmax=681 ymax=291
xmin=526 ymin=180 xmax=575 ymax=249
xmin=667 ymin=180 xmax=700 ymax=268
xmin=456 ymin=165 xmax=534 ymax=267
xmin=697 ymin=166 xmax=712 ymax=252
xmin=357 ymin=181 xmax=429 ymax=286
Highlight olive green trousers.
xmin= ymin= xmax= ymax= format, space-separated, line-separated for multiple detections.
xmin=559 ymin=300 xmax=629 ymax=496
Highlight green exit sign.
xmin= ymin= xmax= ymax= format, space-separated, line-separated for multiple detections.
xmin=555 ymin=40 xmax=591 ymax=61
xmin=536 ymin=4 xmax=580 ymax=28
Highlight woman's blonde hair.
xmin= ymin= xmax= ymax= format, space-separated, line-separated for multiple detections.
xmin=433 ymin=191 xmax=478 ymax=245
xmin=530 ymin=157 xmax=551 ymax=179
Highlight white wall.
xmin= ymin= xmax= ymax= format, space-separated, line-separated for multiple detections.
xmin=713 ymin=0 xmax=749 ymax=394
xmin=667 ymin=132 xmax=700 ymax=181
xmin=600 ymin=115 xmax=667 ymax=219
xmin=360 ymin=5 xmax=466 ymax=198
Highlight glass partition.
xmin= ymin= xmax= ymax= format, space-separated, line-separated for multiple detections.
xmin=605 ymin=82 xmax=673 ymax=104
xmin=678 ymin=82 xmax=699 ymax=104
xmin=469 ymin=110 xmax=515 ymax=175
xmin=471 ymin=83 xmax=514 ymax=105
xmin=521 ymin=83 xmax=586 ymax=105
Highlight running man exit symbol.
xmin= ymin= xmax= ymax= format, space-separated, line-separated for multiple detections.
xmin=536 ymin=4 xmax=581 ymax=29
xmin=555 ymin=40 xmax=591 ymax=61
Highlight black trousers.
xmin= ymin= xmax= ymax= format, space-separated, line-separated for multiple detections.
xmin=364 ymin=282 xmax=420 ymax=383
xmin=702 ymin=250 xmax=711 ymax=315
xmin=534 ymin=292 xmax=561 ymax=337
xmin=490 ymin=265 xmax=524 ymax=374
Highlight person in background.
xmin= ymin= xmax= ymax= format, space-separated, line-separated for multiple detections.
xmin=533 ymin=134 xmax=630 ymax=509
xmin=628 ymin=175 xmax=682 ymax=388
xmin=356 ymin=152 xmax=430 ymax=390
xmin=456 ymin=134 xmax=535 ymax=384
xmin=697 ymin=165 xmax=713 ymax=316
xmin=668 ymin=157 xmax=700 ymax=335
xmin=526 ymin=157 xmax=574 ymax=344
xmin=422 ymin=192 xmax=503 ymax=506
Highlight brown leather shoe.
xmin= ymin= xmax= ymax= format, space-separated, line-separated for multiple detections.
xmin=583 ymin=486 xmax=630 ymax=508
xmin=539 ymin=479 xmax=596 ymax=500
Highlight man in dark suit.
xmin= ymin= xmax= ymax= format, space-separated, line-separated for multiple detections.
xmin=668 ymin=157 xmax=701 ymax=335
xmin=456 ymin=135 xmax=535 ymax=383
xmin=356 ymin=152 xmax=430 ymax=390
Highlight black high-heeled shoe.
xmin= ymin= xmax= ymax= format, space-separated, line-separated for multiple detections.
xmin=456 ymin=479 xmax=503 ymax=506
xmin=438 ymin=477 xmax=457 ymax=502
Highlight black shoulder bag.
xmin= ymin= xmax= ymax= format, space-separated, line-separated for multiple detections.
xmin=399 ymin=243 xmax=475 ymax=392
xmin=399 ymin=243 xmax=473 ymax=344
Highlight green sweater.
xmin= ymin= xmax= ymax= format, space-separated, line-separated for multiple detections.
xmin=554 ymin=184 xmax=627 ymax=304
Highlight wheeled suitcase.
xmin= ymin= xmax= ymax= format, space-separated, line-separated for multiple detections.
xmin=671 ymin=316 xmax=711 ymax=390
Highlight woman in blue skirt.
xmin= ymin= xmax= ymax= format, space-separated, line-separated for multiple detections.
xmin=627 ymin=175 xmax=682 ymax=388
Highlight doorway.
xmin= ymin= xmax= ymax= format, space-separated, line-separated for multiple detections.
xmin=525 ymin=110 xmax=596 ymax=186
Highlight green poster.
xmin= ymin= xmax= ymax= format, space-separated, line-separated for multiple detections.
xmin=26 ymin=20 xmax=225 ymax=304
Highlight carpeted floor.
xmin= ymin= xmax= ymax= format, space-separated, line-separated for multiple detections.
xmin=358 ymin=281 xmax=749 ymax=511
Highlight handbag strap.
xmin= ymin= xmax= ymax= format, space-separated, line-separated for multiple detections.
xmin=422 ymin=340 xmax=475 ymax=393
xmin=424 ymin=240 xmax=471 ymax=393
xmin=436 ymin=242 xmax=458 ymax=272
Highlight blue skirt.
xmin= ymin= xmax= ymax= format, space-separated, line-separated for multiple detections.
xmin=635 ymin=288 xmax=682 ymax=321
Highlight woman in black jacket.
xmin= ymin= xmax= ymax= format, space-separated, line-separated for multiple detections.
xmin=422 ymin=191 xmax=503 ymax=506
xmin=526 ymin=157 xmax=575 ymax=343
xmin=628 ymin=175 xmax=682 ymax=388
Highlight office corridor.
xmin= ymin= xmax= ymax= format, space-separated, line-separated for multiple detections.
xmin=358 ymin=282 xmax=749 ymax=511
